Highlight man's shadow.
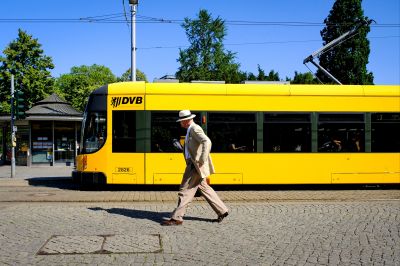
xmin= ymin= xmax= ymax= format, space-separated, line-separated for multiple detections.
xmin=88 ymin=207 xmax=217 ymax=224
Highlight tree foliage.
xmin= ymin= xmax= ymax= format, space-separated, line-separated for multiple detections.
xmin=245 ymin=65 xmax=280 ymax=81
xmin=176 ymin=9 xmax=241 ymax=83
xmin=117 ymin=68 xmax=147 ymax=82
xmin=265 ymin=70 xmax=280 ymax=81
xmin=290 ymin=71 xmax=319 ymax=84
xmin=0 ymin=29 xmax=55 ymax=113
xmin=55 ymin=64 xmax=116 ymax=111
xmin=318 ymin=0 xmax=373 ymax=84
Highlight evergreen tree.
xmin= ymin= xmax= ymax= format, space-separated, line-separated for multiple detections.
xmin=245 ymin=66 xmax=280 ymax=82
xmin=266 ymin=70 xmax=280 ymax=81
xmin=318 ymin=0 xmax=373 ymax=84
xmin=176 ymin=9 xmax=241 ymax=83
xmin=246 ymin=72 xmax=257 ymax=81
xmin=256 ymin=65 xmax=266 ymax=81
xmin=0 ymin=29 xmax=55 ymax=113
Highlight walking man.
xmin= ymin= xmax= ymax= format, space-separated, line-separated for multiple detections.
xmin=162 ymin=110 xmax=229 ymax=226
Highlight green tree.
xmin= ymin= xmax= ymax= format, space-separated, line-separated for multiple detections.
xmin=256 ymin=65 xmax=266 ymax=81
xmin=318 ymin=0 xmax=373 ymax=84
xmin=266 ymin=70 xmax=280 ymax=81
xmin=0 ymin=29 xmax=55 ymax=113
xmin=176 ymin=9 xmax=241 ymax=83
xmin=55 ymin=64 xmax=116 ymax=111
xmin=245 ymin=66 xmax=280 ymax=81
xmin=246 ymin=72 xmax=257 ymax=81
xmin=290 ymin=71 xmax=319 ymax=84
xmin=117 ymin=68 xmax=147 ymax=82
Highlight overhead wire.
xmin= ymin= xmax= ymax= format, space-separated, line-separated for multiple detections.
xmin=1 ymin=14 xmax=397 ymax=53
xmin=81 ymin=14 xmax=125 ymax=22
xmin=136 ymin=36 xmax=399 ymax=50
xmin=3 ymin=13 xmax=397 ymax=80
xmin=0 ymin=16 xmax=399 ymax=27
xmin=122 ymin=0 xmax=130 ymax=29
xmin=80 ymin=12 xmax=125 ymax=20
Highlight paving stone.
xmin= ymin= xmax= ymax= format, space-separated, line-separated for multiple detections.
xmin=38 ymin=235 xmax=103 ymax=255
xmin=0 ymin=201 xmax=399 ymax=265
xmin=103 ymin=234 xmax=161 ymax=253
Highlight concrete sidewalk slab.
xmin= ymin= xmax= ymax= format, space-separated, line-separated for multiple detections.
xmin=0 ymin=165 xmax=73 ymax=179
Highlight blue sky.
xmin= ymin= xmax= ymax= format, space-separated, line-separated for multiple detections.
xmin=1 ymin=0 xmax=399 ymax=84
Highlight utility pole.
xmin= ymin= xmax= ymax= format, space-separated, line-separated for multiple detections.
xmin=130 ymin=0 xmax=138 ymax=82
xmin=10 ymin=75 xmax=16 ymax=178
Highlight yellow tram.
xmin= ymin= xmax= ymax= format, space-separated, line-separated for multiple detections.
xmin=73 ymin=82 xmax=400 ymax=185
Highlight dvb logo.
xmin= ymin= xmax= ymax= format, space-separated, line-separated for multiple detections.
xmin=111 ymin=96 xmax=143 ymax=107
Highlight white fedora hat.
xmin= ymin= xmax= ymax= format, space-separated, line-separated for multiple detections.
xmin=176 ymin=110 xmax=196 ymax=122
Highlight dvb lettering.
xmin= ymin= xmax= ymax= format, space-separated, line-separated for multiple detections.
xmin=111 ymin=96 xmax=143 ymax=107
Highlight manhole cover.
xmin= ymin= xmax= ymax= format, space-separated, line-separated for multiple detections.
xmin=38 ymin=234 xmax=162 ymax=255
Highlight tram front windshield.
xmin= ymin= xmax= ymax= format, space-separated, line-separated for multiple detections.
xmin=80 ymin=111 xmax=107 ymax=154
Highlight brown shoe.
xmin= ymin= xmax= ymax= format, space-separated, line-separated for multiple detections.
xmin=217 ymin=212 xmax=229 ymax=223
xmin=161 ymin=219 xmax=183 ymax=226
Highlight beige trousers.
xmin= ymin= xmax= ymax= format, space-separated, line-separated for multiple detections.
xmin=171 ymin=162 xmax=228 ymax=222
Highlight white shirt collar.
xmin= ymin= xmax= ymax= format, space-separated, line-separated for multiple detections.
xmin=185 ymin=122 xmax=194 ymax=159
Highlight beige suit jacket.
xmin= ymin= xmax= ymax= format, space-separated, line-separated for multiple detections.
xmin=185 ymin=123 xmax=215 ymax=179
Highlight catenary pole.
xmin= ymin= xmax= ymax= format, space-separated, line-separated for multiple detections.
xmin=10 ymin=75 xmax=15 ymax=178
xmin=130 ymin=1 xmax=138 ymax=81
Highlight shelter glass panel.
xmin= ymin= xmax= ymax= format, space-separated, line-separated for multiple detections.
xmin=16 ymin=125 xmax=29 ymax=166
xmin=54 ymin=121 xmax=75 ymax=165
xmin=31 ymin=121 xmax=53 ymax=163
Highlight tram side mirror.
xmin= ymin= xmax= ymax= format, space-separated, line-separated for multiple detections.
xmin=172 ymin=139 xmax=183 ymax=151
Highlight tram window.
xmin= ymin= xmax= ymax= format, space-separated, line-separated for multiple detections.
xmin=208 ymin=112 xmax=257 ymax=153
xmin=151 ymin=111 xmax=200 ymax=152
xmin=81 ymin=112 xmax=106 ymax=154
xmin=318 ymin=113 xmax=365 ymax=152
xmin=112 ymin=111 xmax=136 ymax=153
xmin=264 ymin=113 xmax=311 ymax=152
xmin=371 ymin=113 xmax=400 ymax=152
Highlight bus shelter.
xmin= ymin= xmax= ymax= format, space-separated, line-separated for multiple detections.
xmin=0 ymin=93 xmax=82 ymax=166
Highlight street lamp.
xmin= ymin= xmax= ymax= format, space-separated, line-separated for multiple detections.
xmin=129 ymin=0 xmax=138 ymax=82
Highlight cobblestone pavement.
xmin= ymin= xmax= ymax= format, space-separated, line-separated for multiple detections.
xmin=0 ymin=165 xmax=399 ymax=203
xmin=0 ymin=177 xmax=399 ymax=202
xmin=0 ymin=201 xmax=399 ymax=265
xmin=0 ymin=175 xmax=399 ymax=204
xmin=1 ymin=165 xmax=399 ymax=265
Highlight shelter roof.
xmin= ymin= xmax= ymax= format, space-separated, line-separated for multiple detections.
xmin=25 ymin=93 xmax=82 ymax=120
